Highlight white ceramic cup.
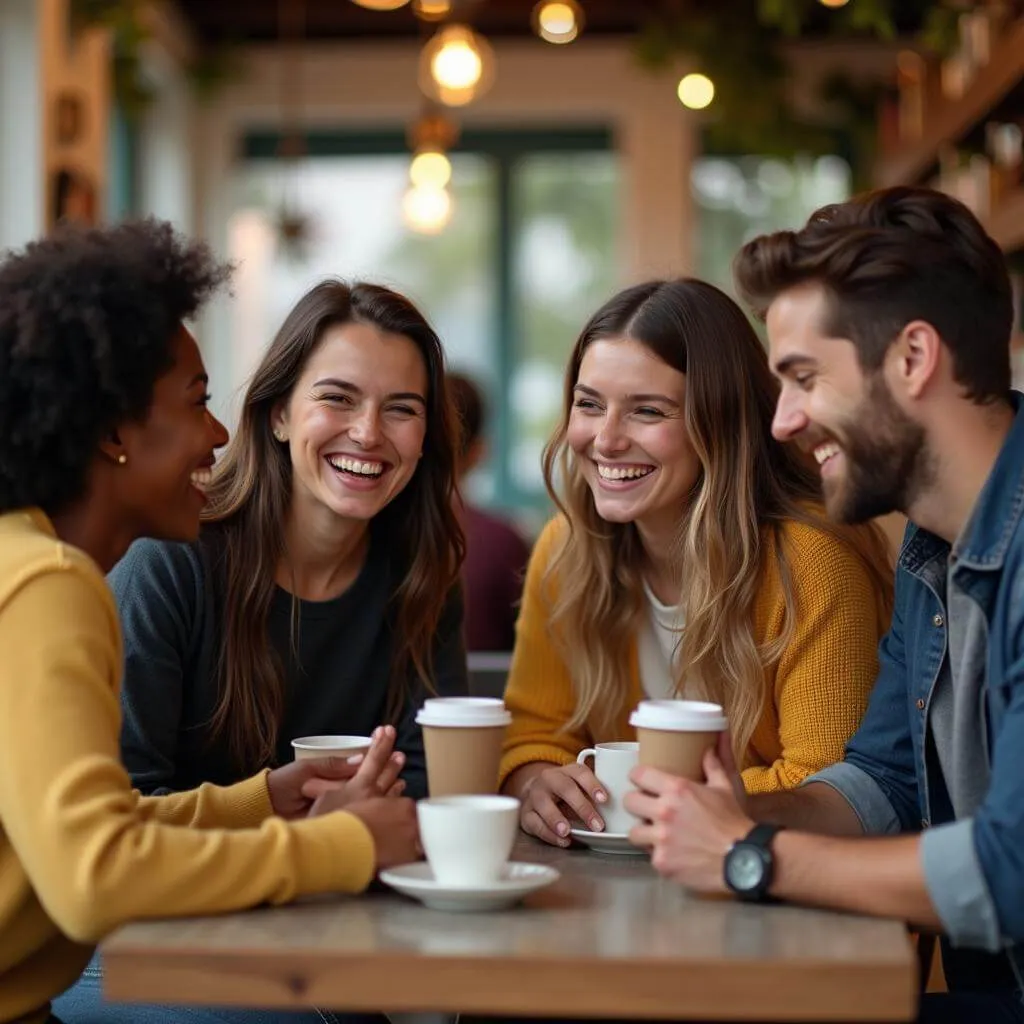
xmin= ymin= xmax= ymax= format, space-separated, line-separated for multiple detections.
xmin=291 ymin=735 xmax=374 ymax=761
xmin=416 ymin=794 xmax=520 ymax=887
xmin=576 ymin=741 xmax=639 ymax=834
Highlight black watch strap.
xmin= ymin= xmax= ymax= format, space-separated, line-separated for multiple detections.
xmin=745 ymin=822 xmax=783 ymax=848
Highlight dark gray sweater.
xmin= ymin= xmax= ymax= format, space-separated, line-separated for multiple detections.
xmin=109 ymin=524 xmax=467 ymax=800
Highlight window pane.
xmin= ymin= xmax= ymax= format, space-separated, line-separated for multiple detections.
xmin=694 ymin=154 xmax=851 ymax=296
xmin=509 ymin=151 xmax=620 ymax=503
xmin=227 ymin=153 xmax=497 ymax=449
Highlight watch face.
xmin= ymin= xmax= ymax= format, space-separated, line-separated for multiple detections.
xmin=727 ymin=846 xmax=765 ymax=891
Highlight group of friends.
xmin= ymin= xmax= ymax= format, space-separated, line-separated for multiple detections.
xmin=0 ymin=185 xmax=1022 ymax=1024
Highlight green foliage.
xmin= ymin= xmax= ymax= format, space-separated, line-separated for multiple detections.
xmin=70 ymin=0 xmax=240 ymax=120
xmin=634 ymin=0 xmax=963 ymax=181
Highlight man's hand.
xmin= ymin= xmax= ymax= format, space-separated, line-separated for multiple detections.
xmin=625 ymin=745 xmax=754 ymax=892
xmin=267 ymin=726 xmax=405 ymax=819
xmin=713 ymin=729 xmax=748 ymax=809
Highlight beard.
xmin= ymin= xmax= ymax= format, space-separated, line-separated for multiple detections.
xmin=824 ymin=375 xmax=933 ymax=525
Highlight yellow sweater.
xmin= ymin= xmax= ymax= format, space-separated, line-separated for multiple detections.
xmin=0 ymin=510 xmax=377 ymax=1024
xmin=500 ymin=517 xmax=889 ymax=794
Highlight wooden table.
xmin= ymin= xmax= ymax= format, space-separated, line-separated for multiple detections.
xmin=103 ymin=836 xmax=917 ymax=1021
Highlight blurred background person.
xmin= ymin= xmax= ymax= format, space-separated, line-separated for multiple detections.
xmin=449 ymin=372 xmax=531 ymax=653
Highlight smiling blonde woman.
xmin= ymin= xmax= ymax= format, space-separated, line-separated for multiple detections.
xmin=500 ymin=278 xmax=894 ymax=847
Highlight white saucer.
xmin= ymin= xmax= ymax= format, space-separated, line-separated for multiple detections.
xmin=379 ymin=861 xmax=559 ymax=911
xmin=569 ymin=827 xmax=648 ymax=856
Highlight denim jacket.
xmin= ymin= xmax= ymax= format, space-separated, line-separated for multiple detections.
xmin=811 ymin=393 xmax=1024 ymax=987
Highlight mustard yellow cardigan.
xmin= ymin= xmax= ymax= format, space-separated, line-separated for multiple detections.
xmin=500 ymin=516 xmax=890 ymax=794
xmin=0 ymin=510 xmax=376 ymax=1024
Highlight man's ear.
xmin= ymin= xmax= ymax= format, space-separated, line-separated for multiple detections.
xmin=887 ymin=319 xmax=942 ymax=401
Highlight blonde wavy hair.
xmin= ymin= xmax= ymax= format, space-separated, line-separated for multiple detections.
xmin=541 ymin=278 xmax=893 ymax=763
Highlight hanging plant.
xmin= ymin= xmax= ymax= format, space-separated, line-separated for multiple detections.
xmin=70 ymin=0 xmax=243 ymax=120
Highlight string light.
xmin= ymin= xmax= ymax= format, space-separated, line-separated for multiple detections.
xmin=412 ymin=0 xmax=451 ymax=19
xmin=402 ymin=184 xmax=452 ymax=234
xmin=532 ymin=0 xmax=583 ymax=45
xmin=409 ymin=147 xmax=452 ymax=189
xmin=677 ymin=73 xmax=715 ymax=110
xmin=350 ymin=0 xmax=411 ymax=10
xmin=419 ymin=24 xmax=495 ymax=106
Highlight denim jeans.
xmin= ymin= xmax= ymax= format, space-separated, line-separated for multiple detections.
xmin=52 ymin=953 xmax=386 ymax=1024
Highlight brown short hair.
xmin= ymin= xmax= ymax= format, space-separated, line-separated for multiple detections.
xmin=733 ymin=186 xmax=1013 ymax=404
xmin=448 ymin=372 xmax=485 ymax=459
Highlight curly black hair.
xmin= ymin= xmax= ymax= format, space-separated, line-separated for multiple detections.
xmin=0 ymin=218 xmax=232 ymax=515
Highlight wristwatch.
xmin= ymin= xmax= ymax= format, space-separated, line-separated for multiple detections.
xmin=724 ymin=823 xmax=783 ymax=902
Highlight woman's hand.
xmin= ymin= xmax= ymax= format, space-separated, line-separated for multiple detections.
xmin=267 ymin=726 xmax=405 ymax=819
xmin=514 ymin=762 xmax=609 ymax=847
xmin=316 ymin=796 xmax=421 ymax=870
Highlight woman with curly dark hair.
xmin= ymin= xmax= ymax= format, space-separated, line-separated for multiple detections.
xmin=0 ymin=220 xmax=419 ymax=1024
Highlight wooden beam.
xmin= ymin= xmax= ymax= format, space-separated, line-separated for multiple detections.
xmin=875 ymin=18 xmax=1024 ymax=189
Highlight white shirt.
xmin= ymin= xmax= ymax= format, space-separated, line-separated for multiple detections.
xmin=637 ymin=581 xmax=685 ymax=699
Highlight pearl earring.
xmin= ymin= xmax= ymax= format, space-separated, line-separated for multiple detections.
xmin=117 ymin=454 xmax=128 ymax=465
xmin=273 ymin=429 xmax=286 ymax=442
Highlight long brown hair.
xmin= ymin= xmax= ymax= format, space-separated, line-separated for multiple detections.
xmin=542 ymin=278 xmax=893 ymax=759
xmin=202 ymin=280 xmax=464 ymax=771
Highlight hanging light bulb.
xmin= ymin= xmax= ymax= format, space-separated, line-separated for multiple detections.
xmin=412 ymin=0 xmax=451 ymax=20
xmin=403 ymin=184 xmax=452 ymax=234
xmin=419 ymin=24 xmax=495 ymax=107
xmin=677 ymin=73 xmax=715 ymax=110
xmin=532 ymin=0 xmax=583 ymax=45
xmin=410 ymin=147 xmax=452 ymax=189
xmin=818 ymin=0 xmax=850 ymax=7
xmin=350 ymin=0 xmax=411 ymax=10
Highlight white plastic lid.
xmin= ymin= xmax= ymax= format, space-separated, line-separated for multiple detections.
xmin=629 ymin=699 xmax=727 ymax=732
xmin=415 ymin=696 xmax=512 ymax=728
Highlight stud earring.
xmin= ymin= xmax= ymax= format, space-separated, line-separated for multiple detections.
xmin=117 ymin=454 xmax=128 ymax=465
xmin=273 ymin=429 xmax=286 ymax=442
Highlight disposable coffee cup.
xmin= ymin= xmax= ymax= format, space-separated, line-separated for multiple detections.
xmin=291 ymin=735 xmax=374 ymax=761
xmin=629 ymin=700 xmax=727 ymax=780
xmin=415 ymin=697 xmax=512 ymax=797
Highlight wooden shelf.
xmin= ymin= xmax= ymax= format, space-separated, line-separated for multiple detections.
xmin=986 ymin=187 xmax=1024 ymax=252
xmin=875 ymin=17 xmax=1024 ymax=189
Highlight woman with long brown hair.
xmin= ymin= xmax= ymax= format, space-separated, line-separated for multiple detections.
xmin=111 ymin=279 xmax=467 ymax=804
xmin=500 ymin=277 xmax=894 ymax=847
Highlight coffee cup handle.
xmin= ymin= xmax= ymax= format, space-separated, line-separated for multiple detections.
xmin=576 ymin=748 xmax=596 ymax=768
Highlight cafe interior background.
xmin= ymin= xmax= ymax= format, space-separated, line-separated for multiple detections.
xmin=2 ymin=0 xmax=1023 ymax=539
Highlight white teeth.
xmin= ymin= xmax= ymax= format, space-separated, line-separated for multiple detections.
xmin=190 ymin=468 xmax=212 ymax=491
xmin=597 ymin=463 xmax=654 ymax=481
xmin=814 ymin=443 xmax=840 ymax=465
xmin=328 ymin=456 xmax=385 ymax=477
